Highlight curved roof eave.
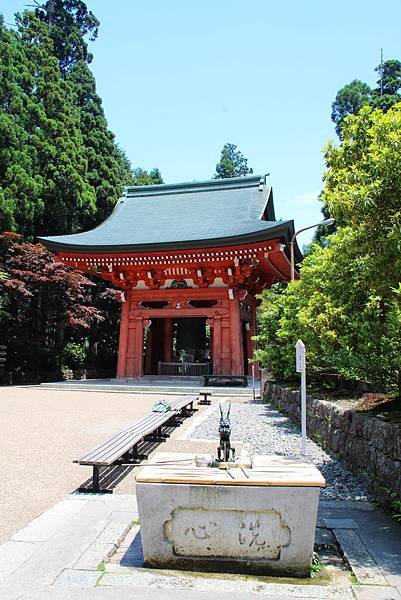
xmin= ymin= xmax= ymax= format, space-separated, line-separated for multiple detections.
xmin=38 ymin=221 xmax=300 ymax=256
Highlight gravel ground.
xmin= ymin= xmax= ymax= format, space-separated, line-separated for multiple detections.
xmin=191 ymin=401 xmax=373 ymax=502
xmin=0 ymin=386 xmax=184 ymax=543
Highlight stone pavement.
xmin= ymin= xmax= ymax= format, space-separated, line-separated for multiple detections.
xmin=1 ymin=389 xmax=400 ymax=599
xmin=0 ymin=491 xmax=400 ymax=600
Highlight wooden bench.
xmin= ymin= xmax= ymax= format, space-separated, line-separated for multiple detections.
xmin=203 ymin=375 xmax=248 ymax=387
xmin=74 ymin=395 xmax=196 ymax=492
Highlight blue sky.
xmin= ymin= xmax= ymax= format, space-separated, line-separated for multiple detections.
xmin=3 ymin=1 xmax=401 ymax=246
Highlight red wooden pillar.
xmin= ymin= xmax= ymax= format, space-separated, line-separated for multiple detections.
xmin=212 ymin=315 xmax=222 ymax=374
xmin=126 ymin=316 xmax=144 ymax=378
xmin=116 ymin=297 xmax=129 ymax=378
xmin=229 ymin=295 xmax=244 ymax=375
xmin=163 ymin=318 xmax=173 ymax=362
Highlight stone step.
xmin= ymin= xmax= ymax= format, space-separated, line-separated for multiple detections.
xmin=40 ymin=381 xmax=256 ymax=396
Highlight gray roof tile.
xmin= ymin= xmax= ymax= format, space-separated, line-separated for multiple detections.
xmin=39 ymin=175 xmax=295 ymax=253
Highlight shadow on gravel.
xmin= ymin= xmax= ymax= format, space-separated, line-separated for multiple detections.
xmin=72 ymin=433 xmax=176 ymax=493
xmin=256 ymin=404 xmax=301 ymax=436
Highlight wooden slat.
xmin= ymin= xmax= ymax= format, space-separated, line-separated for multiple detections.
xmin=76 ymin=413 xmax=162 ymax=462
xmin=76 ymin=412 xmax=175 ymax=466
xmin=169 ymin=395 xmax=197 ymax=412
xmin=136 ymin=463 xmax=326 ymax=488
xmin=75 ymin=395 xmax=197 ymax=467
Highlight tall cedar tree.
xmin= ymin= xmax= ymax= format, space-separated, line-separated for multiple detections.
xmin=66 ymin=61 xmax=134 ymax=227
xmin=214 ymin=143 xmax=253 ymax=178
xmin=19 ymin=12 xmax=97 ymax=235
xmin=331 ymin=59 xmax=401 ymax=138
xmin=34 ymin=0 xmax=134 ymax=228
xmin=35 ymin=0 xmax=99 ymax=71
xmin=0 ymin=18 xmax=44 ymax=237
xmin=0 ymin=12 xmax=97 ymax=238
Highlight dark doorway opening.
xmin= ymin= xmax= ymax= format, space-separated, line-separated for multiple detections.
xmin=144 ymin=317 xmax=211 ymax=375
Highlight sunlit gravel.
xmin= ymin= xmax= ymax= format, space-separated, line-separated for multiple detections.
xmin=191 ymin=401 xmax=373 ymax=502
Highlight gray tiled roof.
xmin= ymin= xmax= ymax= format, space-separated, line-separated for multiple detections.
xmin=39 ymin=175 xmax=295 ymax=253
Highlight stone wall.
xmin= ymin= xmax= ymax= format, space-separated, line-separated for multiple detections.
xmin=262 ymin=377 xmax=401 ymax=509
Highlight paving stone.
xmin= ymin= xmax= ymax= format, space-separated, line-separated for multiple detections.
xmin=73 ymin=510 xmax=135 ymax=570
xmin=319 ymin=501 xmax=375 ymax=511
xmin=333 ymin=529 xmax=387 ymax=585
xmin=0 ymin=498 xmax=113 ymax=600
xmin=323 ymin=519 xmax=359 ymax=529
xmin=53 ymin=568 xmax=99 ymax=588
xmin=100 ymin=571 xmax=353 ymax=598
xmin=11 ymin=496 xmax=87 ymax=542
xmin=0 ymin=541 xmax=37 ymax=582
xmin=95 ymin=514 xmax=133 ymax=545
xmin=73 ymin=541 xmax=116 ymax=570
xmin=352 ymin=585 xmax=401 ymax=600
xmin=99 ymin=494 xmax=138 ymax=513
xmin=10 ymin=585 xmax=353 ymax=600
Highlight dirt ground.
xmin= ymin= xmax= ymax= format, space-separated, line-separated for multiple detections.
xmin=0 ymin=386 xmax=251 ymax=543
xmin=0 ymin=386 xmax=189 ymax=543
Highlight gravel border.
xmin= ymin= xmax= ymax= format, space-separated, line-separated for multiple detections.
xmin=191 ymin=401 xmax=373 ymax=502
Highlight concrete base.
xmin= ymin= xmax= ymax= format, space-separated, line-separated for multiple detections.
xmin=136 ymin=481 xmax=320 ymax=576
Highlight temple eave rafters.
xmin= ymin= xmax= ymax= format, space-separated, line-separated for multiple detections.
xmin=54 ymin=238 xmax=292 ymax=292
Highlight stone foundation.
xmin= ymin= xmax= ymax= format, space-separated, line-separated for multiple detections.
xmin=262 ymin=377 xmax=401 ymax=509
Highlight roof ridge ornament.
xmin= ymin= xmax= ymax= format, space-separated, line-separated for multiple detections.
xmin=258 ymin=174 xmax=269 ymax=191
xmin=124 ymin=174 xmax=264 ymax=198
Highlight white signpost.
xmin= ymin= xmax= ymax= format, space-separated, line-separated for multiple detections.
xmin=295 ymin=339 xmax=307 ymax=456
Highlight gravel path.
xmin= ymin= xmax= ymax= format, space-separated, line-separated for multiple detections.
xmin=191 ymin=401 xmax=372 ymax=502
xmin=0 ymin=386 xmax=184 ymax=543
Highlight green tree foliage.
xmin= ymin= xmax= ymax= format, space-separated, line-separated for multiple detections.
xmin=0 ymin=17 xmax=43 ymax=237
xmin=0 ymin=13 xmax=97 ymax=237
xmin=34 ymin=0 xmax=99 ymax=72
xmin=256 ymin=104 xmax=401 ymax=393
xmin=320 ymin=58 xmax=401 ymax=246
xmin=34 ymin=0 xmax=133 ymax=229
xmin=0 ymin=232 xmax=103 ymax=381
xmin=331 ymin=80 xmax=372 ymax=137
xmin=130 ymin=167 xmax=164 ymax=186
xmin=332 ymin=60 xmax=401 ymax=138
xmin=18 ymin=11 xmax=97 ymax=235
xmin=372 ymin=59 xmax=401 ymax=111
xmin=66 ymin=61 xmax=134 ymax=227
xmin=0 ymin=2 xmax=138 ymax=237
xmin=309 ymin=198 xmax=336 ymax=249
xmin=214 ymin=143 xmax=253 ymax=179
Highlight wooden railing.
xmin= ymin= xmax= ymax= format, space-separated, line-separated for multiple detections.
xmin=158 ymin=362 xmax=210 ymax=376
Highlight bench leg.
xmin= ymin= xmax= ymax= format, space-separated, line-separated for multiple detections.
xmin=92 ymin=466 xmax=100 ymax=492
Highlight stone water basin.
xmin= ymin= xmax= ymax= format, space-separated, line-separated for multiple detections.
xmin=135 ymin=453 xmax=325 ymax=577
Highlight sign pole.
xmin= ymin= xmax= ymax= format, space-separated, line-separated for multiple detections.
xmin=300 ymin=366 xmax=307 ymax=456
xmin=252 ymin=364 xmax=256 ymax=401
xmin=295 ymin=339 xmax=307 ymax=456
